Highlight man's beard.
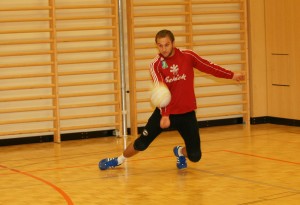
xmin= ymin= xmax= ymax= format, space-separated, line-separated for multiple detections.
xmin=163 ymin=47 xmax=174 ymax=58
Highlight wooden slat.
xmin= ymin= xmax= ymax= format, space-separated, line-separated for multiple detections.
xmin=0 ymin=128 xmax=55 ymax=136
xmin=192 ymin=40 xmax=245 ymax=46
xmin=196 ymin=91 xmax=247 ymax=98
xmin=60 ymin=101 xmax=118 ymax=109
xmin=0 ymin=28 xmax=52 ymax=34
xmin=56 ymin=36 xmax=116 ymax=42
xmin=0 ymin=84 xmax=54 ymax=91
xmin=59 ymin=80 xmax=117 ymax=87
xmin=136 ymin=77 xmax=151 ymax=82
xmin=57 ymin=26 xmax=116 ymax=32
xmin=214 ymin=60 xmax=246 ymax=65
xmin=136 ymin=98 xmax=150 ymax=103
xmin=134 ymin=66 xmax=155 ymax=71
xmin=0 ymin=50 xmax=53 ymax=57
xmin=0 ymin=117 xmax=55 ymax=125
xmin=192 ymin=10 xmax=244 ymax=15
xmin=193 ymin=29 xmax=245 ymax=35
xmin=195 ymin=81 xmax=246 ymax=87
xmin=133 ymin=2 xmax=189 ymax=6
xmin=57 ymin=58 xmax=116 ymax=65
xmin=56 ymin=15 xmax=115 ymax=21
xmin=134 ymin=55 xmax=158 ymax=60
xmin=59 ymin=90 xmax=118 ymax=98
xmin=137 ymin=108 xmax=153 ymax=113
xmin=192 ymin=20 xmax=245 ymax=25
xmin=197 ymin=111 xmax=247 ymax=119
xmin=0 ymin=17 xmax=52 ymax=23
xmin=0 ymin=39 xmax=52 ymax=45
xmin=133 ymin=44 xmax=159 ymax=50
xmin=0 ymin=95 xmax=55 ymax=102
xmin=137 ymin=119 xmax=150 ymax=125
xmin=133 ymin=12 xmax=190 ymax=17
xmin=215 ymin=60 xmax=247 ymax=66
xmin=57 ymin=47 xmax=116 ymax=54
xmin=60 ymin=123 xmax=119 ymax=131
xmin=192 ymin=0 xmax=243 ymax=4
xmin=0 ymin=61 xmax=53 ymax=68
xmin=134 ymin=22 xmax=189 ymax=28
xmin=198 ymin=50 xmax=246 ymax=56
xmin=198 ymin=101 xmax=248 ymax=108
xmin=58 ymin=69 xmax=117 ymax=76
xmin=0 ymin=6 xmax=51 ymax=11
xmin=0 ymin=73 xmax=54 ymax=80
xmin=0 ymin=106 xmax=55 ymax=114
xmin=55 ymin=4 xmax=115 ymax=9
xmin=136 ymin=88 xmax=150 ymax=93
xmin=60 ymin=112 xmax=119 ymax=120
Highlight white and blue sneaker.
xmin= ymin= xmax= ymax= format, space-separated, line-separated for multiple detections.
xmin=173 ymin=146 xmax=187 ymax=169
xmin=99 ymin=157 xmax=119 ymax=170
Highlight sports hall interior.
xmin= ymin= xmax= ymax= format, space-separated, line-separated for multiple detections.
xmin=0 ymin=0 xmax=299 ymax=204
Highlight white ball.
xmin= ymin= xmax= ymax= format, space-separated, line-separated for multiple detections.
xmin=150 ymin=84 xmax=171 ymax=108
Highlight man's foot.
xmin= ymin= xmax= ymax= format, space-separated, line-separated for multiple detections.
xmin=173 ymin=146 xmax=187 ymax=169
xmin=99 ymin=157 xmax=119 ymax=170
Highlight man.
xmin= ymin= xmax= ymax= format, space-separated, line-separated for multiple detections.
xmin=99 ymin=29 xmax=245 ymax=170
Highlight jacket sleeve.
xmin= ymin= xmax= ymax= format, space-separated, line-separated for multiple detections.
xmin=150 ymin=55 xmax=165 ymax=86
xmin=185 ymin=50 xmax=234 ymax=79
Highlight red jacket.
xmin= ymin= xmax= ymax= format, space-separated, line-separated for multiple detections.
xmin=150 ymin=48 xmax=234 ymax=116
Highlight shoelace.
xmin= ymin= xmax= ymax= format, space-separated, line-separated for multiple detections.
xmin=106 ymin=158 xmax=118 ymax=168
xmin=177 ymin=156 xmax=186 ymax=164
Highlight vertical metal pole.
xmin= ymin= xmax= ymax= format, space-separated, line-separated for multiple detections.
xmin=118 ymin=0 xmax=128 ymax=137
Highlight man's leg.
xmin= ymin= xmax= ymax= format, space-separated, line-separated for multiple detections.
xmin=99 ymin=108 xmax=163 ymax=170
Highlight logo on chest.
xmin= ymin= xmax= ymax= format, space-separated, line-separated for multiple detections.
xmin=165 ymin=64 xmax=186 ymax=83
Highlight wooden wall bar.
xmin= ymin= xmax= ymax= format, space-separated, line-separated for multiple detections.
xmin=126 ymin=0 xmax=250 ymax=136
xmin=0 ymin=0 xmax=122 ymax=141
xmin=1 ymin=0 xmax=250 ymax=141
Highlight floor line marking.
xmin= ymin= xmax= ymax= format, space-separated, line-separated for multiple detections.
xmin=191 ymin=167 xmax=300 ymax=193
xmin=0 ymin=164 xmax=74 ymax=205
xmin=222 ymin=150 xmax=300 ymax=165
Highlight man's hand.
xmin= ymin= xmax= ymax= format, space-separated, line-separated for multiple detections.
xmin=160 ymin=116 xmax=170 ymax=129
xmin=232 ymin=72 xmax=245 ymax=82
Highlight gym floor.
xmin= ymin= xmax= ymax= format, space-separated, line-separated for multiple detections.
xmin=0 ymin=124 xmax=299 ymax=205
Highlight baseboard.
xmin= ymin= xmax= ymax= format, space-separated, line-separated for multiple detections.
xmin=1 ymin=116 xmax=299 ymax=146
xmin=251 ymin=116 xmax=300 ymax=126
xmin=198 ymin=117 xmax=244 ymax=128
xmin=268 ymin=116 xmax=300 ymax=126
xmin=0 ymin=129 xmax=115 ymax=147
xmin=250 ymin=116 xmax=269 ymax=124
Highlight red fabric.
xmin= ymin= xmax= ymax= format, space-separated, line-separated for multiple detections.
xmin=150 ymin=48 xmax=234 ymax=116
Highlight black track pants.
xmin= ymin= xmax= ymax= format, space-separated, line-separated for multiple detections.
xmin=134 ymin=108 xmax=202 ymax=162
